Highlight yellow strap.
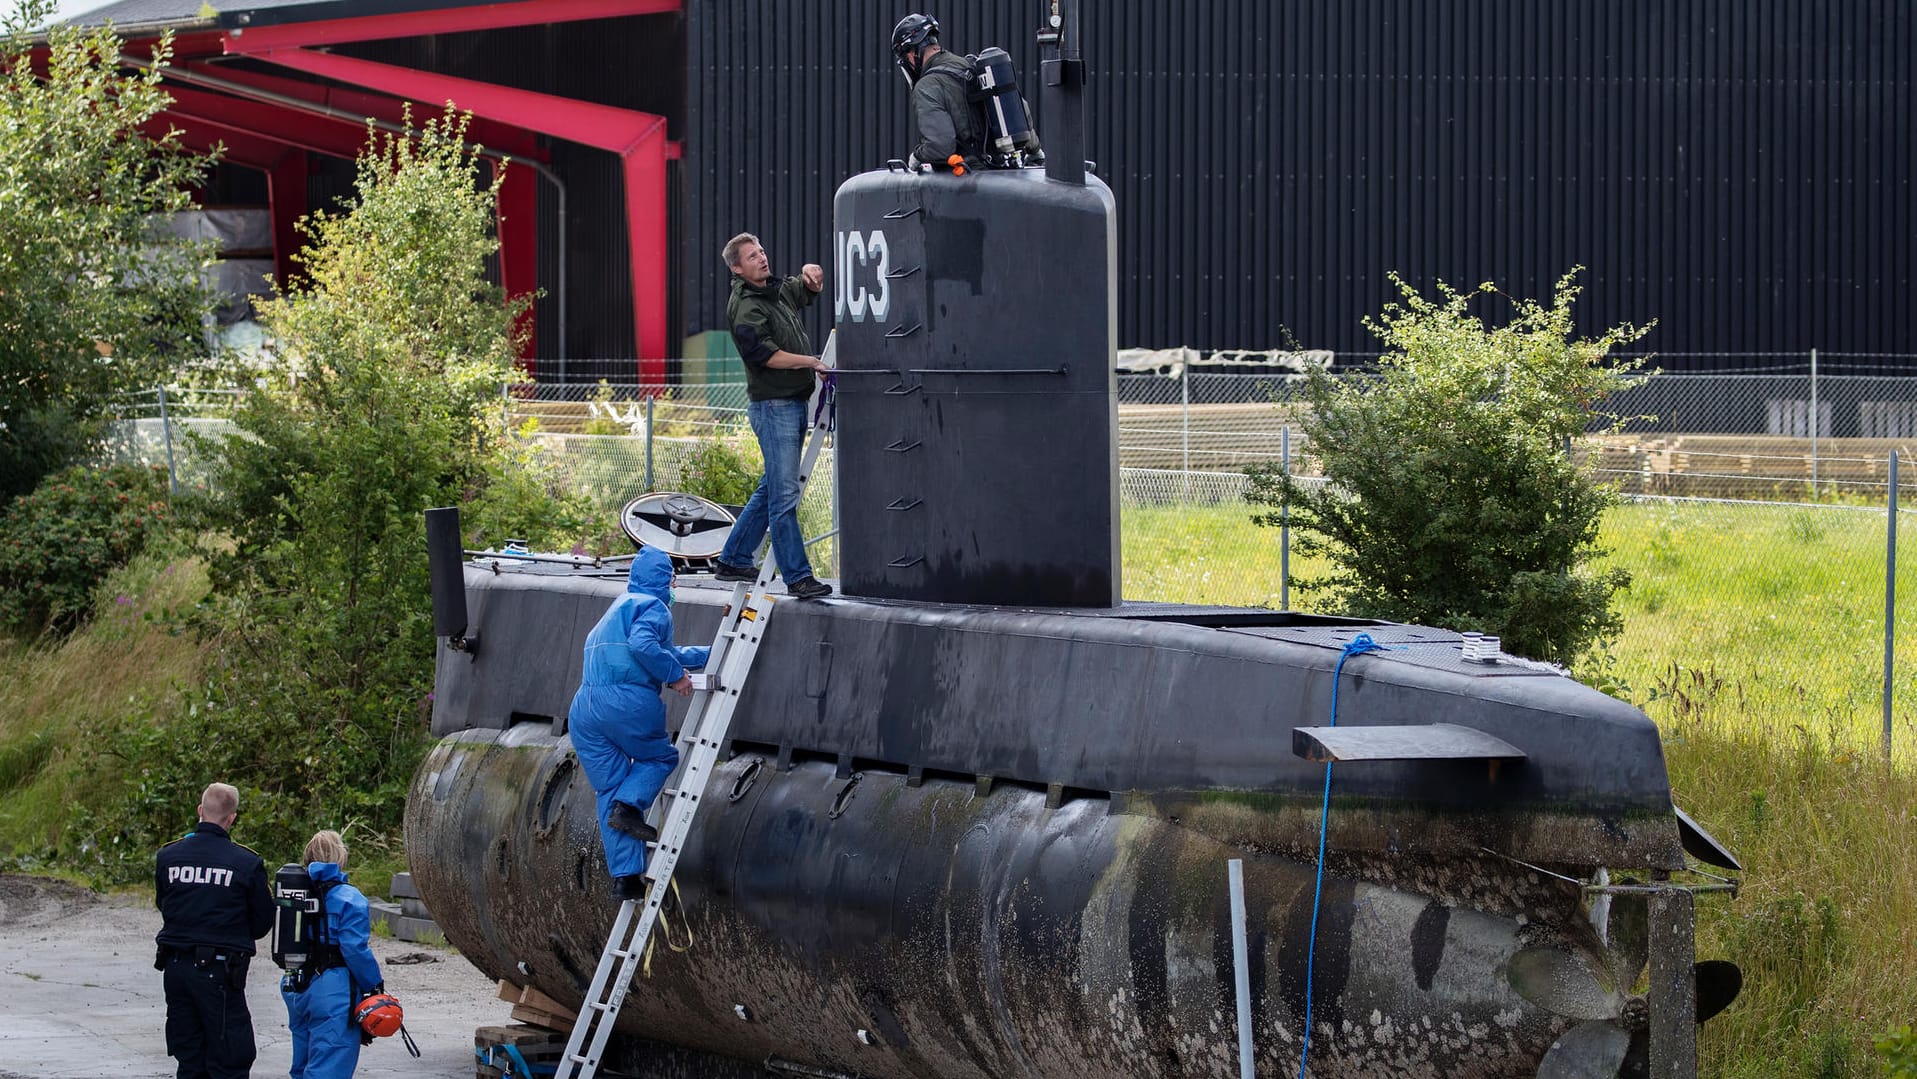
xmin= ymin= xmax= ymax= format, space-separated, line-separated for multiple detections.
xmin=639 ymin=878 xmax=695 ymax=978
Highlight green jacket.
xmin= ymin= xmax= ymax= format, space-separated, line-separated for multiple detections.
xmin=910 ymin=49 xmax=987 ymax=169
xmin=911 ymin=49 xmax=1042 ymax=169
xmin=727 ymin=274 xmax=819 ymax=402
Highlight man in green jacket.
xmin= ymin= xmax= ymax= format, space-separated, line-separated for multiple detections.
xmin=712 ymin=232 xmax=833 ymax=600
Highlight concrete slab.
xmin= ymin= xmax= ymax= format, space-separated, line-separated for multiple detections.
xmin=0 ymin=874 xmax=508 ymax=1079
xmin=390 ymin=872 xmax=420 ymax=900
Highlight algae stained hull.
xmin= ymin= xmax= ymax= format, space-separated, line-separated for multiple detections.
xmin=406 ymin=563 xmax=1725 ymax=1078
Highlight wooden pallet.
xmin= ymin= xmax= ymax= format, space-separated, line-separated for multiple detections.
xmin=475 ymin=1021 xmax=566 ymax=1078
xmin=495 ymin=979 xmax=579 ymax=1031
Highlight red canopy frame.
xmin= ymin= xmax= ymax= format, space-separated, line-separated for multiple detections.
xmin=222 ymin=25 xmax=679 ymax=374
xmin=172 ymin=63 xmax=549 ymax=354
xmin=220 ymin=0 xmax=678 ymax=52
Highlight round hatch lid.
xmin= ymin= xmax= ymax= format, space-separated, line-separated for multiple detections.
xmin=620 ymin=492 xmax=737 ymax=560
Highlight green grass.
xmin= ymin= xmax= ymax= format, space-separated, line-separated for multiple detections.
xmin=0 ymin=550 xmax=211 ymax=866
xmin=1121 ymin=501 xmax=1333 ymax=608
xmin=1599 ymin=501 xmax=1917 ymax=758
xmin=1122 ymin=494 xmax=1917 ymax=1076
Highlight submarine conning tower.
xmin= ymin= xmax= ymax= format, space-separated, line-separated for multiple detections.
xmin=832 ymin=20 xmax=1116 ymax=607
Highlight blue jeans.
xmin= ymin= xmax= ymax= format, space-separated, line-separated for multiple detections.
xmin=721 ymin=398 xmax=813 ymax=583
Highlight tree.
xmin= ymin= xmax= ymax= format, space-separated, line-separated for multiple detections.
xmin=0 ymin=0 xmax=215 ymax=500
xmin=80 ymin=111 xmax=579 ymax=872
xmin=1246 ymin=270 xmax=1650 ymax=664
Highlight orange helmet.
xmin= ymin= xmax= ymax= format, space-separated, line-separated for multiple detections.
xmin=353 ymin=992 xmax=404 ymax=1038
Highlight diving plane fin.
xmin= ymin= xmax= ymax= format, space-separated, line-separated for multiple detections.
xmin=1292 ymin=723 xmax=1527 ymax=763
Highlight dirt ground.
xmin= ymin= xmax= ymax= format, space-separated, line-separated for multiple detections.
xmin=0 ymin=874 xmax=512 ymax=1079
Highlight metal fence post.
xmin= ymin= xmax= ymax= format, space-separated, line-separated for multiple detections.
xmin=1886 ymin=448 xmax=1898 ymax=761
xmin=1227 ymin=858 xmax=1255 ymax=1079
xmin=1280 ymin=426 xmax=1291 ymax=611
xmin=1181 ymin=367 xmax=1192 ymax=502
xmin=156 ymin=384 xmax=178 ymax=496
xmin=1810 ymin=348 xmax=1819 ymax=494
xmin=645 ymin=394 xmax=656 ymax=492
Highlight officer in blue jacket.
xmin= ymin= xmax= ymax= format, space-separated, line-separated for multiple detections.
xmin=155 ymin=781 xmax=275 ymax=1079
xmin=569 ymin=544 xmax=710 ymax=900
xmin=280 ymin=830 xmax=384 ymax=1079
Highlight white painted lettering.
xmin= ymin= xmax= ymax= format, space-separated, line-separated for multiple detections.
xmin=833 ymin=230 xmax=846 ymax=321
xmin=845 ymin=232 xmax=869 ymax=321
xmin=866 ymin=231 xmax=892 ymax=322
xmin=832 ymin=229 xmax=893 ymax=325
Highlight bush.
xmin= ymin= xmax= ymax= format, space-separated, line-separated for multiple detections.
xmin=0 ymin=464 xmax=171 ymax=636
xmin=678 ymin=429 xmax=763 ymax=506
xmin=94 ymin=111 xmax=546 ymax=873
xmin=1246 ymin=269 xmax=1649 ymax=664
xmin=1878 ymin=1026 xmax=1917 ymax=1078
xmin=463 ymin=426 xmax=599 ymax=553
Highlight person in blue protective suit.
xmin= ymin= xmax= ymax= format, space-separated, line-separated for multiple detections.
xmin=569 ymin=544 xmax=711 ymax=901
xmin=280 ymin=830 xmax=383 ymax=1079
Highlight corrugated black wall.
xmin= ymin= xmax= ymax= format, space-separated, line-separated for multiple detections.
xmin=265 ymin=2 xmax=1912 ymax=369
xmin=686 ymin=0 xmax=1914 ymax=369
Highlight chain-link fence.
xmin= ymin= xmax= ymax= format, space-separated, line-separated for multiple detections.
xmin=98 ymin=361 xmax=1917 ymax=756
xmin=99 ymin=387 xmax=244 ymax=495
xmin=534 ymin=431 xmax=843 ymax=578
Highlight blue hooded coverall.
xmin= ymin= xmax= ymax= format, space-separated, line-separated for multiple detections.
xmin=280 ymin=862 xmax=383 ymax=1079
xmin=568 ymin=545 xmax=710 ymax=879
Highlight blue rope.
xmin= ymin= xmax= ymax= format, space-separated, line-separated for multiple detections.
xmin=1298 ymin=632 xmax=1383 ymax=1079
xmin=476 ymin=1043 xmax=557 ymax=1078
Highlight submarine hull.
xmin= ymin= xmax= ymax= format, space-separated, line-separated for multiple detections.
xmin=409 ymin=718 xmax=1644 ymax=1079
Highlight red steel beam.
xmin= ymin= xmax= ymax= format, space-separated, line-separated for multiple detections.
xmin=496 ymin=161 xmax=537 ymax=365
xmin=219 ymin=0 xmax=679 ymax=53
xmin=178 ymin=62 xmax=548 ymax=162
xmin=244 ymin=47 xmax=673 ymax=369
xmin=241 ymin=48 xmax=661 ymax=152
xmin=267 ymin=149 xmax=308 ymax=288
xmin=144 ymin=113 xmax=286 ymax=168
xmin=163 ymin=83 xmax=381 ymax=160
xmin=620 ymin=144 xmax=669 ymax=371
xmin=147 ymin=30 xmax=228 ymax=60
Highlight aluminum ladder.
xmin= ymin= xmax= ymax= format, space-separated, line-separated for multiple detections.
xmin=554 ymin=394 xmax=835 ymax=1079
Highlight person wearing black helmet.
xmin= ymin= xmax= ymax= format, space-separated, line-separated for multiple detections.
xmin=891 ymin=13 xmax=1041 ymax=171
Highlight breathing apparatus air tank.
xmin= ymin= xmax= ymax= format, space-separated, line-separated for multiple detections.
xmin=269 ymin=862 xmax=315 ymax=971
xmin=973 ymin=47 xmax=1036 ymax=165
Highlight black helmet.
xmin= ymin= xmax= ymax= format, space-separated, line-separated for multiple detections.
xmin=891 ymin=13 xmax=940 ymax=68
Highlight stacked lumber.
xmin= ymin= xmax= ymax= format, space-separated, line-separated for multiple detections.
xmin=496 ymin=979 xmax=579 ymax=1031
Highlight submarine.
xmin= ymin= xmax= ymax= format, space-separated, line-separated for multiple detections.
xmin=408 ymin=5 xmax=1741 ymax=1076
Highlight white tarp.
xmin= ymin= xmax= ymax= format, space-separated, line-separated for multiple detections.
xmin=153 ymin=208 xmax=273 ymax=255
xmin=1116 ymin=347 xmax=1333 ymax=378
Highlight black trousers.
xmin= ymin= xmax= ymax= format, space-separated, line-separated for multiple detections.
xmin=163 ymin=952 xmax=257 ymax=1079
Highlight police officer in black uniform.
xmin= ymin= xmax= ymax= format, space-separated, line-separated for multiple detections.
xmin=155 ymin=782 xmax=275 ymax=1079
